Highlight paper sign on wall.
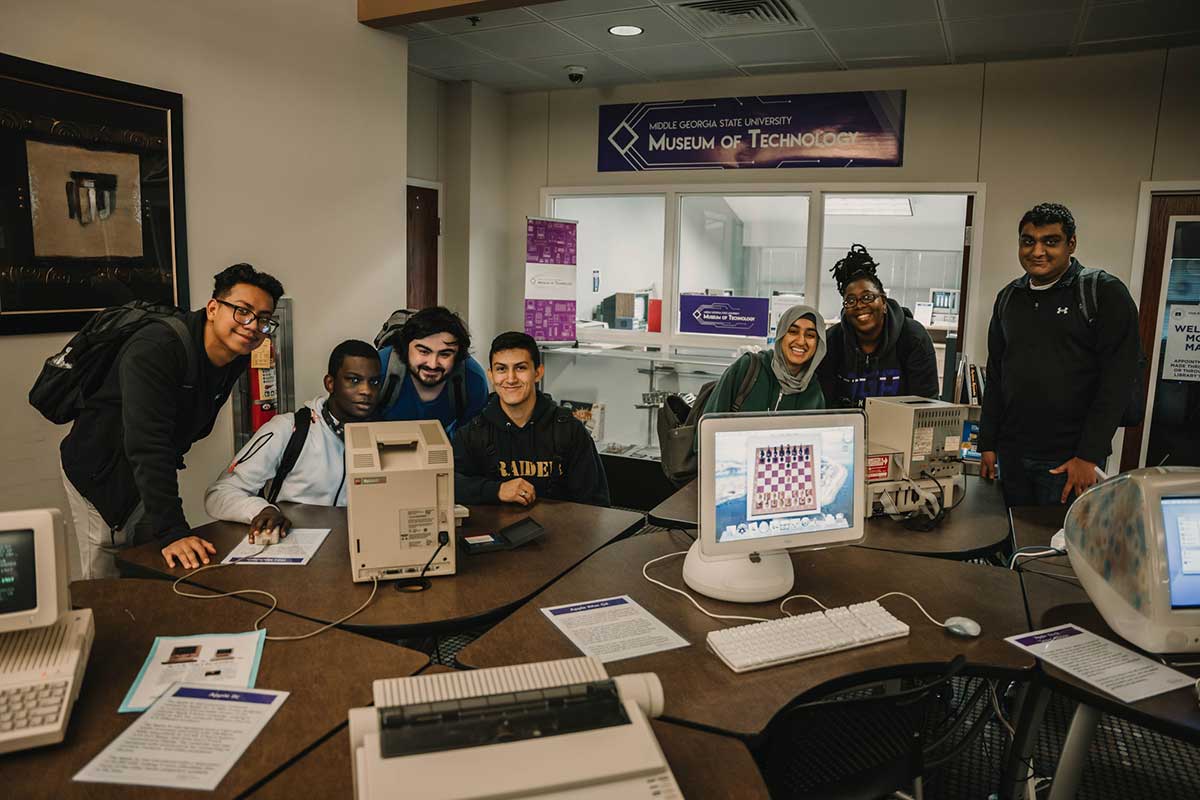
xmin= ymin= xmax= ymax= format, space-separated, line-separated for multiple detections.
xmin=1164 ymin=305 xmax=1200 ymax=383
xmin=524 ymin=217 xmax=577 ymax=342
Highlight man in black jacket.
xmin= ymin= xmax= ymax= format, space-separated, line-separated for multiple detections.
xmin=60 ymin=263 xmax=285 ymax=577
xmin=979 ymin=203 xmax=1140 ymax=505
xmin=452 ymin=331 xmax=609 ymax=507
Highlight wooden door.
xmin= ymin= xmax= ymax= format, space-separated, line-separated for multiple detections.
xmin=1120 ymin=194 xmax=1200 ymax=471
xmin=407 ymin=185 xmax=439 ymax=309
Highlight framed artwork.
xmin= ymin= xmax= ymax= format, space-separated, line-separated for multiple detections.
xmin=0 ymin=52 xmax=188 ymax=335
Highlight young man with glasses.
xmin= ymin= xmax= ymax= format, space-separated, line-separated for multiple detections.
xmin=205 ymin=339 xmax=381 ymax=540
xmin=59 ymin=263 xmax=284 ymax=577
xmin=979 ymin=203 xmax=1140 ymax=506
xmin=818 ymin=244 xmax=940 ymax=407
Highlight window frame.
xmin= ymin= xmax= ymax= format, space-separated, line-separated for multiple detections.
xmin=543 ymin=182 xmax=988 ymax=358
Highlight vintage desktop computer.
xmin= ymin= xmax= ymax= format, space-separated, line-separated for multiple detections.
xmin=687 ymin=409 xmax=867 ymax=603
xmin=865 ymin=395 xmax=967 ymax=517
xmin=345 ymin=420 xmax=456 ymax=583
xmin=0 ymin=508 xmax=94 ymax=754
xmin=1067 ymin=466 xmax=1200 ymax=653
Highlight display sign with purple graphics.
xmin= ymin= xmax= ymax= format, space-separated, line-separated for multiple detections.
xmin=599 ymin=90 xmax=905 ymax=172
xmin=526 ymin=217 xmax=577 ymax=265
xmin=680 ymin=295 xmax=769 ymax=337
xmin=524 ymin=217 xmax=577 ymax=342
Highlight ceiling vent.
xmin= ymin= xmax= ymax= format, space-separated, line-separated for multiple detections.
xmin=670 ymin=0 xmax=807 ymax=38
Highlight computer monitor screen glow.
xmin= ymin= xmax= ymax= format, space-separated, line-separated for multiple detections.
xmin=0 ymin=529 xmax=37 ymax=616
xmin=1162 ymin=495 xmax=1200 ymax=609
xmin=699 ymin=410 xmax=866 ymax=558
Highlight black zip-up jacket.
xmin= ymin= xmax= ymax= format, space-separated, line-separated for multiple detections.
xmin=818 ymin=298 xmax=940 ymax=408
xmin=60 ymin=310 xmax=247 ymax=545
xmin=451 ymin=393 xmax=610 ymax=507
xmin=978 ymin=258 xmax=1140 ymax=464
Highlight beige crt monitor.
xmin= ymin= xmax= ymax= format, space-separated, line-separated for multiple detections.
xmin=346 ymin=421 xmax=456 ymax=583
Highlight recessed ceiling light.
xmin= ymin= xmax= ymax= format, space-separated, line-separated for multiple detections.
xmin=608 ymin=24 xmax=644 ymax=37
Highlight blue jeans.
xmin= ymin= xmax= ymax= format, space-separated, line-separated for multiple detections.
xmin=998 ymin=452 xmax=1070 ymax=507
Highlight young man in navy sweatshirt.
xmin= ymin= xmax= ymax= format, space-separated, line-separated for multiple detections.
xmin=452 ymin=332 xmax=609 ymax=508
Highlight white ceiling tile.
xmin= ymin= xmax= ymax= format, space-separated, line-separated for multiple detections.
xmin=1076 ymin=30 xmax=1200 ymax=53
xmin=553 ymin=7 xmax=697 ymax=50
xmin=823 ymin=21 xmax=946 ymax=61
xmin=740 ymin=62 xmax=841 ymax=75
xmin=517 ymin=51 xmax=647 ymax=86
xmin=942 ymin=0 xmax=1082 ymax=20
xmin=458 ymin=22 xmax=595 ymax=59
xmin=610 ymin=42 xmax=737 ymax=78
xmin=707 ymin=30 xmax=834 ymax=65
xmin=797 ymin=0 xmax=940 ymax=30
xmin=408 ymin=36 xmax=494 ymax=69
xmin=435 ymin=61 xmax=549 ymax=90
xmin=395 ymin=23 xmax=439 ymax=40
xmin=844 ymin=54 xmax=949 ymax=70
xmin=533 ymin=0 xmax=654 ymax=20
xmin=1083 ymin=0 xmax=1200 ymax=42
xmin=948 ymin=12 xmax=1076 ymax=58
xmin=422 ymin=8 xmax=543 ymax=35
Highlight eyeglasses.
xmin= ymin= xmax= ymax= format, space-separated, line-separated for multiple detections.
xmin=843 ymin=292 xmax=881 ymax=309
xmin=216 ymin=299 xmax=279 ymax=335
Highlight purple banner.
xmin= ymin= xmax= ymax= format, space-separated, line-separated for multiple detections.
xmin=680 ymin=295 xmax=769 ymax=337
xmin=525 ymin=299 xmax=576 ymax=341
xmin=599 ymin=90 xmax=905 ymax=172
xmin=526 ymin=218 xmax=577 ymax=265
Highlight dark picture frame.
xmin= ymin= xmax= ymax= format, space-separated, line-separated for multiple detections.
xmin=0 ymin=52 xmax=188 ymax=335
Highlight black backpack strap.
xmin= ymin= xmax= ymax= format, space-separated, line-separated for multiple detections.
xmin=995 ymin=282 xmax=1018 ymax=344
xmin=730 ymin=354 xmax=762 ymax=413
xmin=158 ymin=315 xmax=201 ymax=389
xmin=1077 ymin=267 xmax=1102 ymax=325
xmin=266 ymin=410 xmax=312 ymax=504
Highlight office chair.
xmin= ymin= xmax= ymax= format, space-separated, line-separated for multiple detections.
xmin=759 ymin=656 xmax=970 ymax=800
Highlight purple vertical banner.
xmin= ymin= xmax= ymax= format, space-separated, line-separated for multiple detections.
xmin=679 ymin=295 xmax=769 ymax=337
xmin=525 ymin=299 xmax=577 ymax=341
xmin=526 ymin=218 xmax=577 ymax=265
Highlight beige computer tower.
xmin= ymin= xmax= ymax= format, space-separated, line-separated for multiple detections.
xmin=865 ymin=396 xmax=966 ymax=481
xmin=345 ymin=421 xmax=456 ymax=583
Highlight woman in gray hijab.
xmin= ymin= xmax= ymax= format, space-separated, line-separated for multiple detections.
xmin=699 ymin=304 xmax=828 ymax=418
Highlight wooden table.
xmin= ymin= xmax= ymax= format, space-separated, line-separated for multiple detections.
xmin=117 ymin=500 xmax=644 ymax=638
xmin=457 ymin=530 xmax=1035 ymax=739
xmin=649 ymin=477 xmax=1011 ymax=560
xmin=254 ymin=666 xmax=769 ymax=799
xmin=0 ymin=579 xmax=426 ymax=799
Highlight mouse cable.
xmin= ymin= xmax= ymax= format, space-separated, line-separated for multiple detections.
xmin=1008 ymin=547 xmax=1061 ymax=570
xmin=171 ymin=543 xmax=380 ymax=641
xmin=781 ymin=590 xmax=950 ymax=630
xmin=641 ymin=551 xmax=771 ymax=624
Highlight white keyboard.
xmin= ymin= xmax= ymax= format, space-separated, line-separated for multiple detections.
xmin=707 ymin=601 xmax=910 ymax=673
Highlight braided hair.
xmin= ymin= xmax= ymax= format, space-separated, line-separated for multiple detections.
xmin=830 ymin=244 xmax=885 ymax=296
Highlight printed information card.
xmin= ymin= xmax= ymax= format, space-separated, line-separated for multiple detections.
xmin=119 ymin=630 xmax=265 ymax=713
xmin=220 ymin=527 xmax=332 ymax=566
xmin=541 ymin=595 xmax=689 ymax=663
xmin=76 ymin=684 xmax=288 ymax=791
xmin=1006 ymin=624 xmax=1194 ymax=703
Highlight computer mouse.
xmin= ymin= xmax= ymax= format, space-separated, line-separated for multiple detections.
xmin=1050 ymin=529 xmax=1067 ymax=553
xmin=944 ymin=616 xmax=982 ymax=638
xmin=256 ymin=527 xmax=280 ymax=545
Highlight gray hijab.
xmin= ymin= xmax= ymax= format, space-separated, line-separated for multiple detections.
xmin=772 ymin=304 xmax=827 ymax=395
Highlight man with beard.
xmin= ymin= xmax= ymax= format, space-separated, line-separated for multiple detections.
xmin=375 ymin=306 xmax=488 ymax=435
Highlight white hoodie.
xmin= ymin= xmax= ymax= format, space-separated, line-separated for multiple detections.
xmin=204 ymin=397 xmax=348 ymax=524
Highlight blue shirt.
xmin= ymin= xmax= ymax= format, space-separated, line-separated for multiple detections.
xmin=376 ymin=347 xmax=488 ymax=436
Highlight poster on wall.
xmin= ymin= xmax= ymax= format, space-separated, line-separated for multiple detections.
xmin=1164 ymin=306 xmax=1200 ymax=382
xmin=598 ymin=90 xmax=905 ymax=173
xmin=0 ymin=52 xmax=189 ymax=335
xmin=679 ymin=295 xmax=769 ymax=337
xmin=524 ymin=217 xmax=577 ymax=342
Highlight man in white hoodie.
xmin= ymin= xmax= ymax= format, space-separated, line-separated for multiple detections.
xmin=205 ymin=339 xmax=381 ymax=541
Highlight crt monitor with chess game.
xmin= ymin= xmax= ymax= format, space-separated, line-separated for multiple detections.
xmin=0 ymin=508 xmax=94 ymax=754
xmin=1066 ymin=466 xmax=1200 ymax=653
xmin=688 ymin=410 xmax=867 ymax=603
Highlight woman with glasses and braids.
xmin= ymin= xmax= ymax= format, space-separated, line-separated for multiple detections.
xmin=817 ymin=244 xmax=939 ymax=408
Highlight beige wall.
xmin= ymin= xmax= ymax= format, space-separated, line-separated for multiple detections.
xmin=0 ymin=0 xmax=408 ymax=535
xmin=505 ymin=47 xmax=1200 ymax=362
xmin=409 ymin=70 xmax=445 ymax=183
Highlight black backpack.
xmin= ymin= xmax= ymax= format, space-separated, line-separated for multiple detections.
xmin=995 ymin=267 xmax=1149 ymax=427
xmin=657 ymin=354 xmax=762 ymax=486
xmin=29 ymin=300 xmax=199 ymax=425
